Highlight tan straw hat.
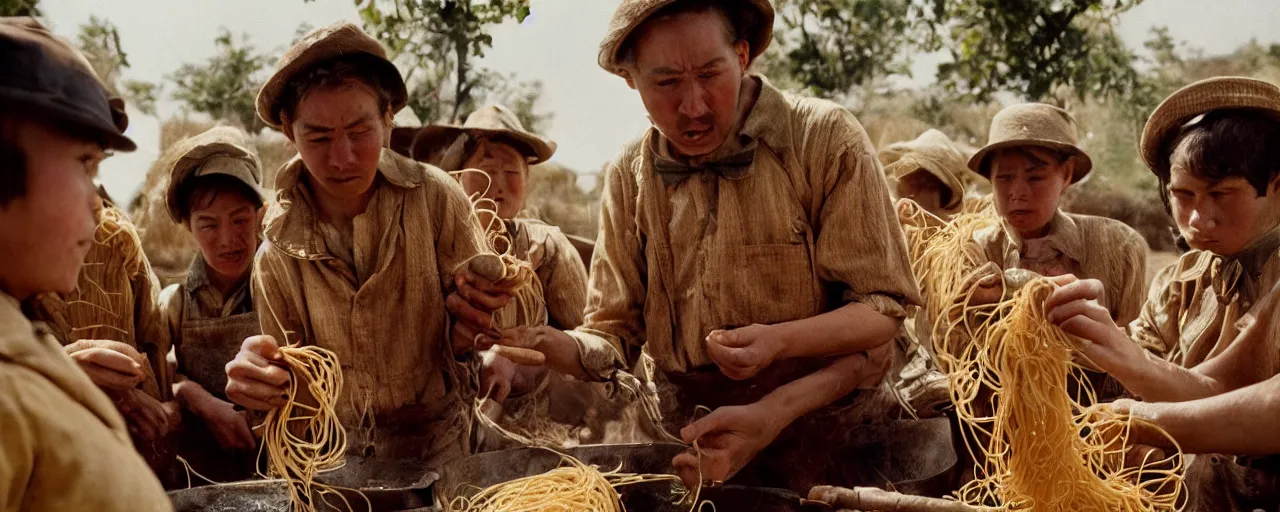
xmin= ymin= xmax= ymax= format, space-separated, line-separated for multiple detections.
xmin=256 ymin=21 xmax=407 ymax=129
xmin=400 ymin=104 xmax=557 ymax=171
xmin=1140 ymin=77 xmax=1280 ymax=174
xmin=880 ymin=129 xmax=968 ymax=211
xmin=968 ymin=103 xmax=1093 ymax=183
xmin=163 ymin=126 xmax=265 ymax=223
xmin=598 ymin=0 xmax=774 ymax=76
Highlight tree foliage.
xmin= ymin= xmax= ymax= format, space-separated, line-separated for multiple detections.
xmin=773 ymin=0 xmax=915 ymax=98
xmin=168 ymin=29 xmax=272 ymax=131
xmin=75 ymin=16 xmax=159 ymax=116
xmin=0 ymin=0 xmax=39 ymax=17
xmin=352 ymin=0 xmax=549 ymax=130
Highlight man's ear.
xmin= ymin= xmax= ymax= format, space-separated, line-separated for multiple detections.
xmin=734 ymin=40 xmax=750 ymax=72
xmin=621 ymin=69 xmax=637 ymax=90
xmin=280 ymin=112 xmax=296 ymax=142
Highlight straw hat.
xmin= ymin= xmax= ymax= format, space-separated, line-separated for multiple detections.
xmin=1140 ymin=77 xmax=1280 ymax=174
xmin=968 ymin=103 xmax=1093 ymax=183
xmin=256 ymin=21 xmax=407 ymax=129
xmin=399 ymin=105 xmax=557 ymax=171
xmin=163 ymin=126 xmax=265 ymax=223
xmin=880 ymin=129 xmax=968 ymax=211
xmin=0 ymin=17 xmax=135 ymax=151
xmin=598 ymin=0 xmax=774 ymax=76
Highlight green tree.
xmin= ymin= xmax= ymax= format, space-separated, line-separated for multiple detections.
xmin=773 ymin=0 xmax=915 ymax=97
xmin=917 ymin=0 xmax=1145 ymax=101
xmin=351 ymin=0 xmax=549 ymax=127
xmin=75 ymin=16 xmax=159 ymax=116
xmin=168 ymin=29 xmax=272 ymax=131
xmin=0 ymin=0 xmax=39 ymax=16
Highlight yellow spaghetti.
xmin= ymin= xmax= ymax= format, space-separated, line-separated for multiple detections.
xmin=900 ymin=200 xmax=1185 ymax=511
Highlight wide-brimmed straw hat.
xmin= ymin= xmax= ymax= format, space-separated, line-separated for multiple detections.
xmin=968 ymin=103 xmax=1093 ymax=183
xmin=0 ymin=17 xmax=135 ymax=151
xmin=1141 ymin=76 xmax=1280 ymax=174
xmin=256 ymin=21 xmax=407 ymax=130
xmin=163 ymin=126 xmax=265 ymax=223
xmin=880 ymin=129 xmax=968 ymax=211
xmin=598 ymin=0 xmax=774 ymax=77
xmin=398 ymin=104 xmax=557 ymax=171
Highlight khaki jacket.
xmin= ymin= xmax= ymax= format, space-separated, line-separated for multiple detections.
xmin=27 ymin=206 xmax=171 ymax=400
xmin=569 ymin=76 xmax=921 ymax=378
xmin=253 ymin=149 xmax=488 ymax=466
xmin=978 ymin=210 xmax=1148 ymax=325
xmin=508 ymin=218 xmax=588 ymax=330
xmin=0 ymin=293 xmax=170 ymax=511
xmin=1132 ymin=228 xmax=1280 ymax=368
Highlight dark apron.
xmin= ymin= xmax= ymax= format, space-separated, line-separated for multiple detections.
xmin=174 ymin=303 xmax=262 ymax=484
xmin=652 ymin=357 xmax=955 ymax=495
xmin=1183 ymin=454 xmax=1280 ymax=512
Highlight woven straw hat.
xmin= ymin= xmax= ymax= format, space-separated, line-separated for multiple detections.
xmin=1140 ymin=76 xmax=1280 ymax=174
xmin=598 ymin=0 xmax=774 ymax=76
xmin=0 ymin=17 xmax=135 ymax=151
xmin=256 ymin=21 xmax=407 ymax=129
xmin=880 ymin=129 xmax=968 ymax=211
xmin=968 ymin=103 xmax=1093 ymax=183
xmin=163 ymin=126 xmax=265 ymax=223
xmin=396 ymin=105 xmax=557 ymax=171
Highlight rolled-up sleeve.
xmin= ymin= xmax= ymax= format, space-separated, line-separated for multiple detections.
xmin=809 ymin=110 xmax=922 ymax=320
xmin=567 ymin=157 xmax=644 ymax=380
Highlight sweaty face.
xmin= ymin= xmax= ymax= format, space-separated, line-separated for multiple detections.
xmin=0 ymin=119 xmax=103 ymax=299
xmin=188 ymin=188 xmax=261 ymax=285
xmin=459 ymin=139 xmax=529 ymax=221
xmin=896 ymin=170 xmax=947 ymax=218
xmin=287 ymin=82 xmax=388 ymax=203
xmin=990 ymin=148 xmax=1074 ymax=239
xmin=627 ymin=9 xmax=750 ymax=157
xmin=1168 ymin=152 xmax=1280 ymax=256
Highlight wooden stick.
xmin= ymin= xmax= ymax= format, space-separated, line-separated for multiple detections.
xmin=809 ymin=486 xmax=982 ymax=512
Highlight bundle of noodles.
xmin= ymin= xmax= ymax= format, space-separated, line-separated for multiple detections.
xmin=447 ymin=449 xmax=697 ymax=512
xmin=28 ymin=205 xmax=166 ymax=398
xmin=900 ymin=200 xmax=1185 ymax=511
xmin=256 ymin=343 xmax=359 ymax=512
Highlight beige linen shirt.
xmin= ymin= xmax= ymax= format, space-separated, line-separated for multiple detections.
xmin=0 ymin=293 xmax=170 ymax=511
xmin=569 ymin=75 xmax=922 ymax=378
xmin=252 ymin=149 xmax=490 ymax=466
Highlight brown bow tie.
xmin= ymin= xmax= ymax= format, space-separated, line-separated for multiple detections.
xmin=1210 ymin=257 xmax=1248 ymax=306
xmin=651 ymin=144 xmax=756 ymax=186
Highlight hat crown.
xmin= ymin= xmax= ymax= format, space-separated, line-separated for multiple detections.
xmin=986 ymin=103 xmax=1080 ymax=148
xmin=1140 ymin=76 xmax=1280 ymax=173
xmin=463 ymin=105 xmax=527 ymax=133
xmin=598 ymin=0 xmax=775 ymax=75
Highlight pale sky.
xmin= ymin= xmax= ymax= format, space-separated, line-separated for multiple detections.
xmin=36 ymin=0 xmax=1280 ymax=204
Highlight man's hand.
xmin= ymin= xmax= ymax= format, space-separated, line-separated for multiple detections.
xmin=116 ymin=388 xmax=176 ymax=441
xmin=1086 ymin=400 xmax=1179 ymax=471
xmin=225 ymin=335 xmax=291 ymax=411
xmin=963 ymin=262 xmax=1005 ymax=306
xmin=67 ymin=340 xmax=146 ymax=392
xmin=480 ymin=349 xmax=520 ymax=403
xmin=705 ymin=325 xmax=783 ymax=381
xmin=190 ymin=393 xmax=257 ymax=451
xmin=671 ymin=403 xmax=785 ymax=489
xmin=1045 ymin=277 xmax=1144 ymax=375
xmin=447 ymin=270 xmax=514 ymax=356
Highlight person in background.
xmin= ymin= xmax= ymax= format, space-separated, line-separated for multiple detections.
xmin=880 ymin=129 xmax=971 ymax=220
xmin=158 ymin=125 xmax=266 ymax=483
xmin=1047 ymin=76 xmax=1280 ymax=511
xmin=0 ymin=16 xmax=171 ymax=510
xmin=221 ymin=21 xmax=512 ymax=470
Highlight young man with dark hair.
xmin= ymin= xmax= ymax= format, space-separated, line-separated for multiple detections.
xmin=0 ymin=17 xmax=171 ymax=509
xmin=1047 ymin=76 xmax=1280 ymax=511
xmin=156 ymin=126 xmax=267 ymax=482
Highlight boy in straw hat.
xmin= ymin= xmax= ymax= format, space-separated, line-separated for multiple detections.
xmin=0 ymin=17 xmax=170 ymax=509
xmin=1046 ymin=77 xmax=1280 ymax=510
xmin=498 ymin=0 xmax=950 ymax=492
xmin=409 ymin=104 xmax=659 ymax=448
xmin=155 ymin=125 xmax=266 ymax=482
xmin=221 ymin=21 xmax=512 ymax=468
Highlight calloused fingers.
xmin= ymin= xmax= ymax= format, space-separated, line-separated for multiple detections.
xmin=1045 ymin=278 xmax=1106 ymax=311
